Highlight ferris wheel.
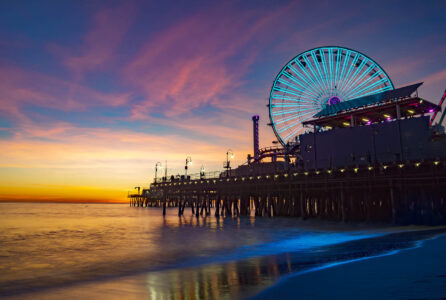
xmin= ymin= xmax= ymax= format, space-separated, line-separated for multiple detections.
xmin=269 ymin=46 xmax=394 ymax=146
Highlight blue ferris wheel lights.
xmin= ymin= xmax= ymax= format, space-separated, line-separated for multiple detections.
xmin=269 ymin=46 xmax=394 ymax=145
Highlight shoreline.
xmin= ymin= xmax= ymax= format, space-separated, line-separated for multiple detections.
xmin=252 ymin=233 xmax=446 ymax=299
xmin=2 ymin=226 xmax=446 ymax=299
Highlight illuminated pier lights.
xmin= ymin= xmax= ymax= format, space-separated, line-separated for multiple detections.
xmin=132 ymin=159 xmax=446 ymax=225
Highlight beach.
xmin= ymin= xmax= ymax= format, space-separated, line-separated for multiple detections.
xmin=254 ymin=233 xmax=446 ymax=300
xmin=1 ymin=203 xmax=446 ymax=299
xmin=6 ymin=233 xmax=446 ymax=300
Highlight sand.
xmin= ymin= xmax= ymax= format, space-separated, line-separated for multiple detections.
xmin=253 ymin=234 xmax=446 ymax=299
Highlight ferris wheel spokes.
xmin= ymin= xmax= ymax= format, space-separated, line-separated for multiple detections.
xmin=269 ymin=46 xmax=394 ymax=145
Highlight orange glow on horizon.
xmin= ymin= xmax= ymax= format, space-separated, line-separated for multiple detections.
xmin=0 ymin=184 xmax=129 ymax=203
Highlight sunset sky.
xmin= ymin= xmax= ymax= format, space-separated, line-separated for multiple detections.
xmin=1 ymin=0 xmax=445 ymax=202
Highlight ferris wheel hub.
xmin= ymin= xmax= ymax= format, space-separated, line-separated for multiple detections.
xmin=328 ymin=96 xmax=342 ymax=105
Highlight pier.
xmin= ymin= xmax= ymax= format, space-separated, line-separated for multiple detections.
xmin=129 ymin=159 xmax=446 ymax=225
xmin=129 ymin=47 xmax=446 ymax=225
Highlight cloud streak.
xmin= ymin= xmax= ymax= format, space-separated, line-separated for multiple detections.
xmin=0 ymin=65 xmax=132 ymax=125
xmin=124 ymin=2 xmax=295 ymax=119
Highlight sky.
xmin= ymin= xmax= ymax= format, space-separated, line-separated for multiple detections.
xmin=0 ymin=0 xmax=445 ymax=202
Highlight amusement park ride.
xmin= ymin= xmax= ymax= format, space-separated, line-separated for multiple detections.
xmin=130 ymin=46 xmax=446 ymax=224
xmin=244 ymin=46 xmax=446 ymax=172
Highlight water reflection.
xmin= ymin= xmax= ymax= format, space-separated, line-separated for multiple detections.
xmin=139 ymin=228 xmax=445 ymax=300
xmin=164 ymin=213 xmax=247 ymax=230
xmin=2 ymin=203 xmax=443 ymax=300
xmin=143 ymin=254 xmax=286 ymax=300
xmin=0 ymin=204 xmax=291 ymax=297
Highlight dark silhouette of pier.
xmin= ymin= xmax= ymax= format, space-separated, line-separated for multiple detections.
xmin=129 ymin=159 xmax=446 ymax=225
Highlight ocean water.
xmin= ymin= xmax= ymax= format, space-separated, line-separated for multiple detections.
xmin=0 ymin=203 xmax=443 ymax=299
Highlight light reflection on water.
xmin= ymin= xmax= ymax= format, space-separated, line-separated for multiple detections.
xmin=0 ymin=203 xmax=440 ymax=299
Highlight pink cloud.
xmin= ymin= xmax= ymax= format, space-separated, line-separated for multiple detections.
xmin=420 ymin=68 xmax=446 ymax=86
xmin=0 ymin=120 xmax=252 ymax=172
xmin=0 ymin=2 xmax=296 ymax=185
xmin=0 ymin=65 xmax=132 ymax=123
xmin=124 ymin=2 xmax=296 ymax=119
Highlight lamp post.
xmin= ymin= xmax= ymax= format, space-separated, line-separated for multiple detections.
xmin=155 ymin=162 xmax=162 ymax=183
xmin=200 ymin=165 xmax=205 ymax=179
xmin=134 ymin=186 xmax=140 ymax=194
xmin=225 ymin=149 xmax=234 ymax=177
xmin=185 ymin=156 xmax=192 ymax=177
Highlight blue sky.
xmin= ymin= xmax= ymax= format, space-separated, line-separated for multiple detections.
xmin=0 ymin=0 xmax=445 ymax=201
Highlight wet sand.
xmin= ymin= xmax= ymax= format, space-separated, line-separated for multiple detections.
xmin=253 ymin=234 xmax=446 ymax=299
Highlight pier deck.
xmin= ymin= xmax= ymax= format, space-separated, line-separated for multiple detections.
xmin=130 ymin=159 xmax=446 ymax=225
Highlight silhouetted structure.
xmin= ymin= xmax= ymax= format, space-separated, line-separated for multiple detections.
xmin=252 ymin=115 xmax=260 ymax=161
xmin=130 ymin=45 xmax=446 ymax=225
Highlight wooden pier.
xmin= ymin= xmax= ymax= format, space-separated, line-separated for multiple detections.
xmin=129 ymin=159 xmax=446 ymax=225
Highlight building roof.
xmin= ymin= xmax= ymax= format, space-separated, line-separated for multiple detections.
xmin=314 ymin=82 xmax=423 ymax=118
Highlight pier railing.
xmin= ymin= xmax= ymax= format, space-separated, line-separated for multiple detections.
xmin=131 ymin=158 xmax=446 ymax=225
xmin=154 ymin=171 xmax=222 ymax=184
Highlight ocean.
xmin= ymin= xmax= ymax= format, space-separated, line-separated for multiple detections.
xmin=0 ymin=202 xmax=444 ymax=299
